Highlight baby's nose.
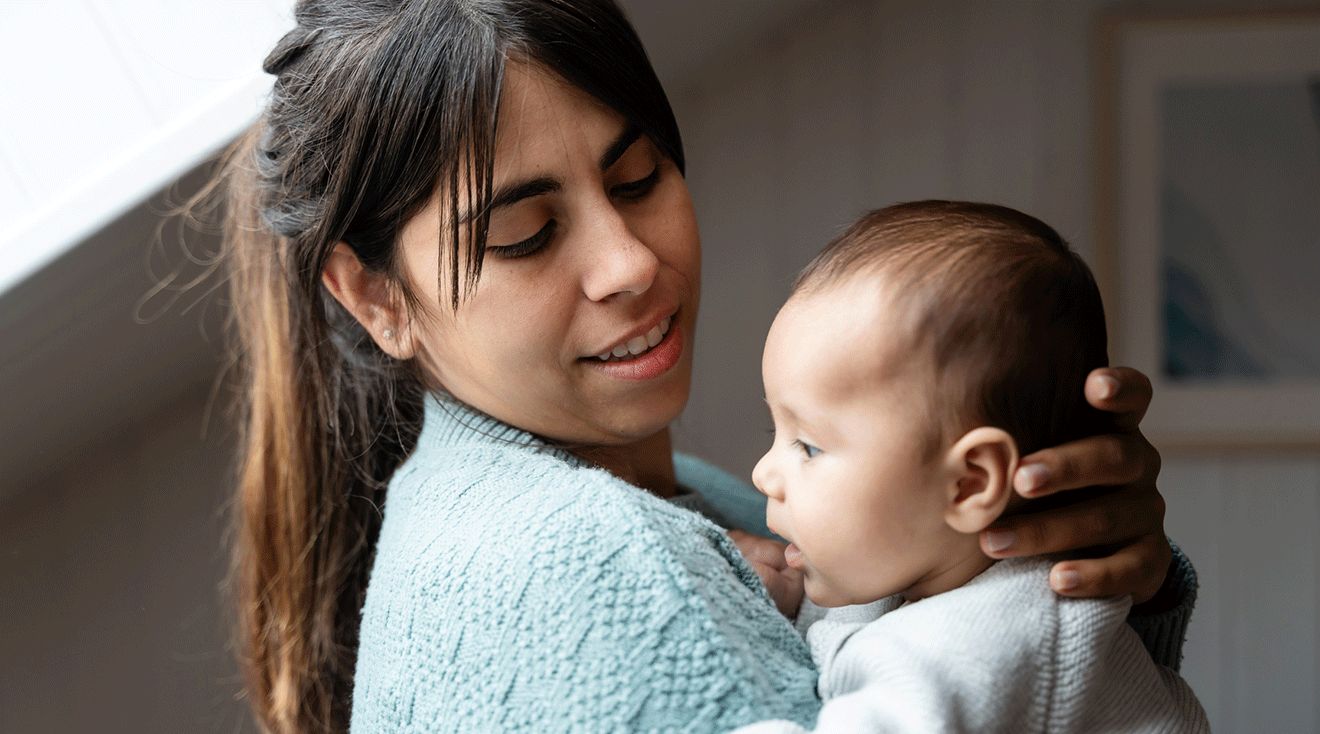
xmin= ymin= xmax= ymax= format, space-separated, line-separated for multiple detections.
xmin=751 ymin=453 xmax=780 ymax=499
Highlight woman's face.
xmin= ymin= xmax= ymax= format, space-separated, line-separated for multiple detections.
xmin=397 ymin=63 xmax=701 ymax=445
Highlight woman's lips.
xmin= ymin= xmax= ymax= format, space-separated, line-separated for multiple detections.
xmin=592 ymin=313 xmax=674 ymax=362
xmin=584 ymin=321 xmax=683 ymax=381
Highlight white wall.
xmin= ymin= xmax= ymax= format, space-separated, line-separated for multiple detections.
xmin=668 ymin=1 xmax=1320 ymax=731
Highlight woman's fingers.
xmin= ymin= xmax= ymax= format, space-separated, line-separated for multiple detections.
xmin=1085 ymin=366 xmax=1153 ymax=430
xmin=727 ymin=529 xmax=787 ymax=569
xmin=982 ymin=365 xmax=1171 ymax=603
xmin=1017 ymin=368 xmax=1158 ymax=500
xmin=980 ymin=483 xmax=1166 ymax=558
xmin=1047 ymin=533 xmax=1172 ymax=605
xmin=980 ymin=480 xmax=1169 ymax=605
xmin=1014 ymin=432 xmax=1157 ymax=498
xmin=727 ymin=530 xmax=804 ymax=617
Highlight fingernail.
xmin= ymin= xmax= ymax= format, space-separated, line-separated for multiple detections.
xmin=1053 ymin=569 xmax=1081 ymax=591
xmin=1096 ymin=375 xmax=1119 ymax=400
xmin=1015 ymin=464 xmax=1050 ymax=494
xmin=984 ymin=530 xmax=1016 ymax=553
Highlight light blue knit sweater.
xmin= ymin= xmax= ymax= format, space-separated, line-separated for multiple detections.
xmin=350 ymin=395 xmax=1195 ymax=732
xmin=350 ymin=396 xmax=821 ymax=732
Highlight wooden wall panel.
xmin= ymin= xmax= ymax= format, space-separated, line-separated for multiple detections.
xmin=1161 ymin=459 xmax=1226 ymax=726
xmin=1222 ymin=459 xmax=1318 ymax=732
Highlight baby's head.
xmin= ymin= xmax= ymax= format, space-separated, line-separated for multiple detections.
xmin=753 ymin=200 xmax=1112 ymax=607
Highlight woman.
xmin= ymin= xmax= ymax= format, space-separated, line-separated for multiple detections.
xmin=221 ymin=1 xmax=1191 ymax=732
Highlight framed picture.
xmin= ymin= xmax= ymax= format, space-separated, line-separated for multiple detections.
xmin=1097 ymin=11 xmax=1320 ymax=448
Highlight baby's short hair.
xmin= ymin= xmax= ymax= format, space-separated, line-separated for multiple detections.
xmin=792 ymin=200 xmax=1113 ymax=456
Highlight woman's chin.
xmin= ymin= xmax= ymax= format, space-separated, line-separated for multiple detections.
xmin=589 ymin=365 xmax=693 ymax=444
xmin=594 ymin=396 xmax=690 ymax=446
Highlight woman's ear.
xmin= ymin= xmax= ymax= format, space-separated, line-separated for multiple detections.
xmin=321 ymin=242 xmax=416 ymax=359
xmin=942 ymin=426 xmax=1019 ymax=535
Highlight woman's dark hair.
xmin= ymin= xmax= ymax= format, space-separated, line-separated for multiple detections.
xmin=792 ymin=201 xmax=1113 ymax=457
xmin=216 ymin=2 xmax=683 ymax=732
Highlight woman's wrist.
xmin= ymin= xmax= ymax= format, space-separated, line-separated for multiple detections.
xmin=1129 ymin=559 xmax=1181 ymax=616
xmin=1125 ymin=539 xmax=1197 ymax=671
xmin=1129 ymin=539 xmax=1196 ymax=618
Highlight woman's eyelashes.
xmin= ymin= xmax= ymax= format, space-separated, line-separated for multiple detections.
xmin=610 ymin=166 xmax=659 ymax=200
xmin=483 ymin=165 xmax=657 ymax=260
xmin=488 ymin=220 xmax=556 ymax=259
xmin=485 ymin=166 xmax=659 ymax=260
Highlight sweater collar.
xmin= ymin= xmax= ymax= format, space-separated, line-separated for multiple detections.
xmin=417 ymin=392 xmax=592 ymax=469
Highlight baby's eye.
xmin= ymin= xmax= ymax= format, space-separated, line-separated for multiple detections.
xmin=794 ymin=440 xmax=821 ymax=459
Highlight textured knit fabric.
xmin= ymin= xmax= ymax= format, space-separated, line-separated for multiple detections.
xmin=350 ymin=394 xmax=1198 ymax=732
xmin=1127 ymin=540 xmax=1198 ymax=672
xmin=734 ymin=558 xmax=1209 ymax=734
xmin=349 ymin=395 xmax=821 ymax=733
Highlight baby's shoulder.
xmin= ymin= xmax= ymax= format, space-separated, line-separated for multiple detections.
xmin=831 ymin=558 xmax=1132 ymax=671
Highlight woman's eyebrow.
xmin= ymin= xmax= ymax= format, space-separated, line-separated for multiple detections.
xmin=465 ymin=177 xmax=559 ymax=223
xmin=599 ymin=123 xmax=642 ymax=170
xmin=462 ymin=123 xmax=643 ymax=224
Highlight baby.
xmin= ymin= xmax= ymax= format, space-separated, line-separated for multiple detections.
xmin=739 ymin=201 xmax=1209 ymax=733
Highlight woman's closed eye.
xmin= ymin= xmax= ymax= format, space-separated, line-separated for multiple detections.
xmin=610 ymin=166 xmax=659 ymax=200
xmin=487 ymin=219 xmax=556 ymax=259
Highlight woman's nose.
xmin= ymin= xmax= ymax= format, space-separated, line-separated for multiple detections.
xmin=581 ymin=211 xmax=660 ymax=302
xmin=751 ymin=452 xmax=781 ymax=499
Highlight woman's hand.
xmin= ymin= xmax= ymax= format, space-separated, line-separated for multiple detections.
xmin=728 ymin=529 xmax=805 ymax=619
xmin=979 ymin=367 xmax=1171 ymax=605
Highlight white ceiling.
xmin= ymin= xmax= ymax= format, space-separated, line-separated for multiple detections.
xmin=0 ymin=0 xmax=292 ymax=298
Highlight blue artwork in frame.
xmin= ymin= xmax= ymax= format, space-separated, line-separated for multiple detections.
xmin=1104 ymin=11 xmax=1320 ymax=444
xmin=1160 ymin=79 xmax=1320 ymax=383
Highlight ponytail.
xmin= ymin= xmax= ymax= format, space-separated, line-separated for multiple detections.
xmin=221 ymin=127 xmax=422 ymax=734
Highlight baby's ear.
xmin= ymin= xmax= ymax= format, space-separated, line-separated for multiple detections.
xmin=942 ymin=427 xmax=1018 ymax=534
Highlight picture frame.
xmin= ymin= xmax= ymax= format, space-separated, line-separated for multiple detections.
xmin=1096 ymin=10 xmax=1320 ymax=449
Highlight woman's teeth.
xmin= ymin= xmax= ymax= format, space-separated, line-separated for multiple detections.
xmin=596 ymin=316 xmax=671 ymax=361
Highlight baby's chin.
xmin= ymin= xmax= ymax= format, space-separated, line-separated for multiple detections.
xmin=805 ymin=580 xmax=874 ymax=609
